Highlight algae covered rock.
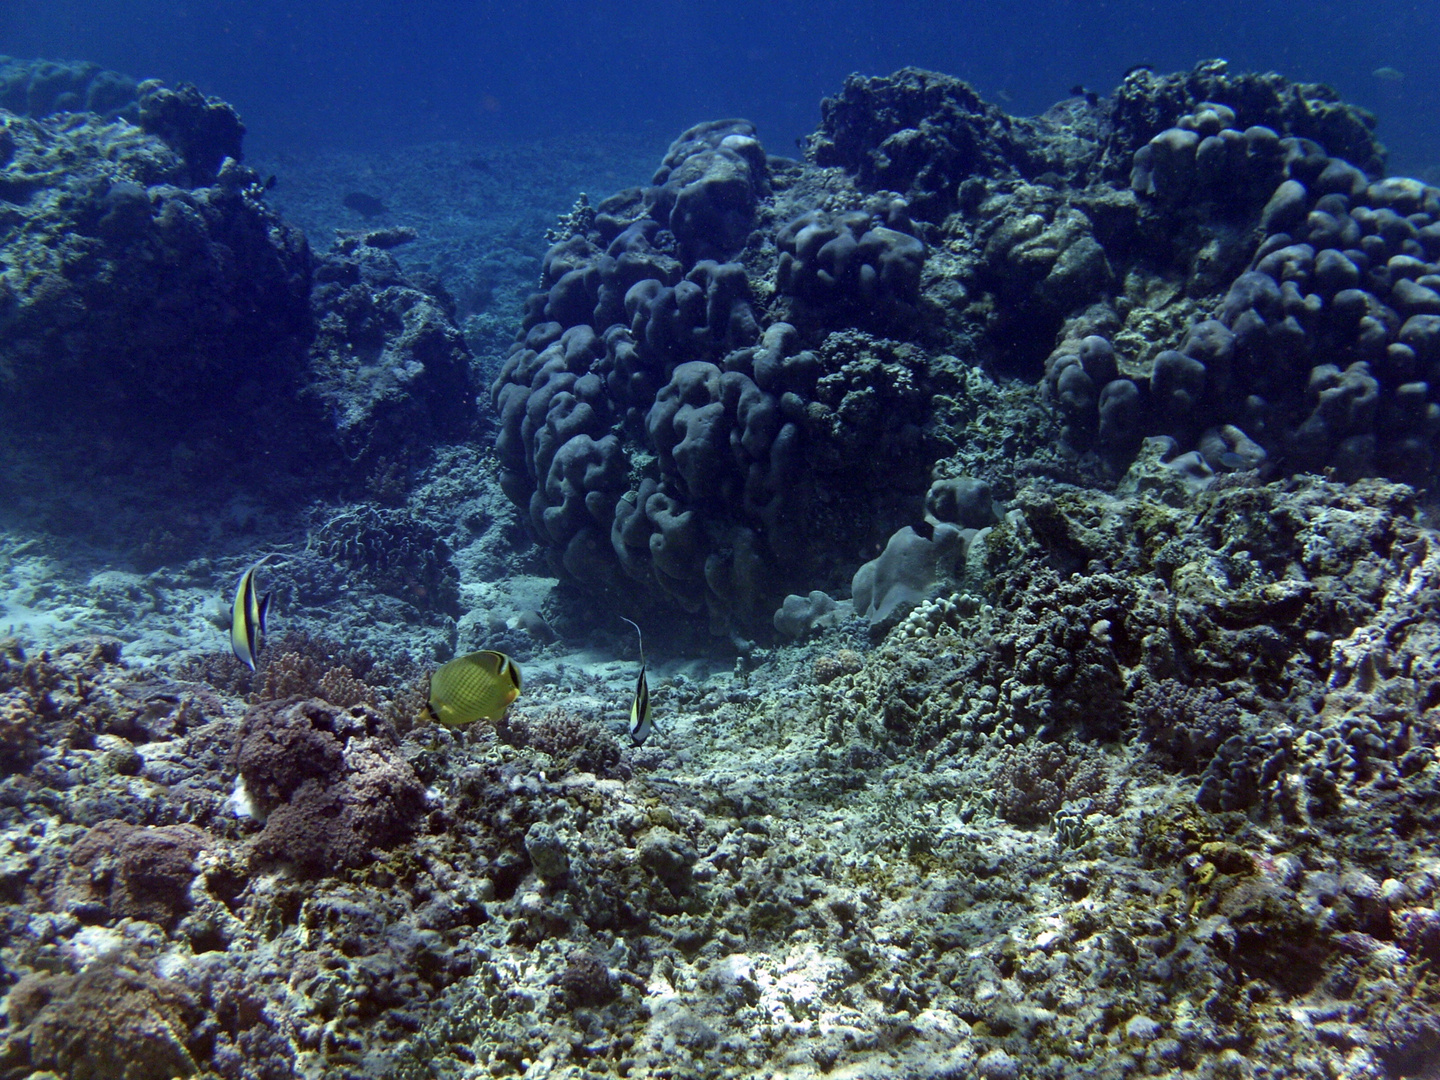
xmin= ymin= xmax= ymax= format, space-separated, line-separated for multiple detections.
xmin=0 ymin=72 xmax=479 ymax=539
xmin=235 ymin=697 xmax=425 ymax=873
xmin=6 ymin=960 xmax=204 ymax=1080
xmin=0 ymin=108 xmax=311 ymax=443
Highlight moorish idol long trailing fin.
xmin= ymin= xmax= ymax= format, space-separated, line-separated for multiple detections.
xmin=621 ymin=616 xmax=653 ymax=746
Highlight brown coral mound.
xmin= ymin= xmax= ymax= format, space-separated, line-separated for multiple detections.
xmin=64 ymin=820 xmax=206 ymax=928
xmin=6 ymin=960 xmax=204 ymax=1080
xmin=235 ymin=697 xmax=425 ymax=873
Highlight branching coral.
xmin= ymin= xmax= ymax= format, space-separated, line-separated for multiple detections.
xmin=175 ymin=630 xmax=420 ymax=716
xmin=498 ymin=706 xmax=625 ymax=779
xmin=987 ymin=741 xmax=1119 ymax=825
xmin=255 ymin=649 xmax=376 ymax=709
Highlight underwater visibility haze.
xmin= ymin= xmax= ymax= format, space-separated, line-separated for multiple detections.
xmin=1 ymin=1 xmax=1439 ymax=1078
xmin=5 ymin=0 xmax=1440 ymax=169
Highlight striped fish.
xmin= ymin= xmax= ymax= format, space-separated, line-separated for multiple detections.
xmin=230 ymin=555 xmax=275 ymax=670
xmin=621 ymin=616 xmax=654 ymax=746
xmin=629 ymin=664 xmax=653 ymax=746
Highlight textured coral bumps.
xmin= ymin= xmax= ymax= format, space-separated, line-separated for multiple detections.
xmin=493 ymin=62 xmax=1440 ymax=637
xmin=491 ymin=119 xmax=939 ymax=633
xmin=1059 ymin=97 xmax=1440 ymax=483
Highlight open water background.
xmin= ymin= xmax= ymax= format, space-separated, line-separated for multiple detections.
xmin=2 ymin=0 xmax=1436 ymax=173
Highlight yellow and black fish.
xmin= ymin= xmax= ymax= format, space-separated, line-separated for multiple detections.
xmin=630 ymin=664 xmax=653 ymax=746
xmin=621 ymin=616 xmax=654 ymax=746
xmin=425 ymin=650 xmax=522 ymax=728
xmin=230 ymin=555 xmax=276 ymax=670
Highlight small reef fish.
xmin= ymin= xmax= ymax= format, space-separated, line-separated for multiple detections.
xmin=630 ymin=665 xmax=653 ymax=746
xmin=1372 ymin=66 xmax=1404 ymax=83
xmin=230 ymin=555 xmax=276 ymax=671
xmin=425 ymin=650 xmax=522 ymax=728
xmin=621 ymin=617 xmax=653 ymax=746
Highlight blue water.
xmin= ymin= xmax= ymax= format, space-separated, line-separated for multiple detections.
xmin=3 ymin=0 xmax=1436 ymax=172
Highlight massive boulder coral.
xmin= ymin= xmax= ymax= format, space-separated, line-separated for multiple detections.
xmin=489 ymin=59 xmax=1434 ymax=633
xmin=807 ymin=61 xmax=1432 ymax=485
xmin=645 ymin=118 xmax=769 ymax=263
xmin=495 ymin=59 xmax=1436 ymax=637
xmin=0 ymin=55 xmax=139 ymax=121
xmin=492 ymin=120 xmax=941 ymax=631
xmin=1102 ymin=59 xmax=1385 ymax=181
xmin=1045 ymin=93 xmax=1439 ymax=480
xmin=804 ymin=67 xmax=1035 ymax=220
xmin=775 ymin=206 xmax=926 ymax=331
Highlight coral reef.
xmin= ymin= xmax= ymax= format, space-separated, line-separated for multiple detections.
xmin=1 ymin=459 xmax=1439 ymax=1078
xmin=0 ymin=89 xmax=311 ymax=454
xmin=490 ymin=58 xmax=1435 ymax=640
xmin=0 ymin=76 xmax=479 ymax=551
xmin=2 ymin=58 xmax=1440 ymax=1080
xmin=495 ymin=704 xmax=625 ymax=779
xmin=173 ymin=628 xmax=423 ymax=723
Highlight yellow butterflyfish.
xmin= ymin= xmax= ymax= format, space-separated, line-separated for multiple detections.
xmin=424 ymin=650 xmax=522 ymax=728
